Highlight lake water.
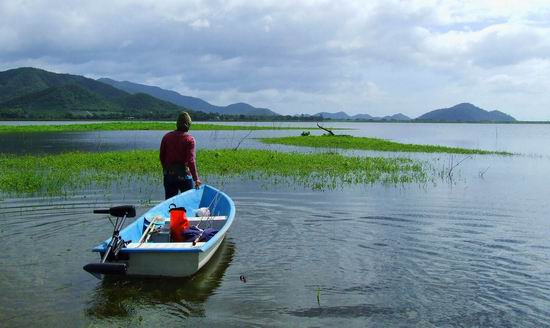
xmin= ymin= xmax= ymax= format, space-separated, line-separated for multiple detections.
xmin=1 ymin=122 xmax=550 ymax=327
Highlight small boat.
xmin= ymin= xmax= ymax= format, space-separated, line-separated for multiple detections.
xmin=83 ymin=184 xmax=235 ymax=278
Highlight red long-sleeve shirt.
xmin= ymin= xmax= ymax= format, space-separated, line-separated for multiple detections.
xmin=159 ymin=131 xmax=199 ymax=181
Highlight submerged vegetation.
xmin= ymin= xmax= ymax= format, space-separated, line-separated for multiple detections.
xmin=260 ymin=135 xmax=512 ymax=155
xmin=0 ymin=149 xmax=427 ymax=195
xmin=0 ymin=122 xmax=334 ymax=134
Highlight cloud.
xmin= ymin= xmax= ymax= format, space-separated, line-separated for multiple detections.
xmin=422 ymin=23 xmax=550 ymax=68
xmin=1 ymin=0 xmax=550 ymax=119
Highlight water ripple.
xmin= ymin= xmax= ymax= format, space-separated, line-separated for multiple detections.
xmin=2 ymin=181 xmax=550 ymax=326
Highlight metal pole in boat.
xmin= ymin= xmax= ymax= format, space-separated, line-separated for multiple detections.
xmin=100 ymin=213 xmax=127 ymax=263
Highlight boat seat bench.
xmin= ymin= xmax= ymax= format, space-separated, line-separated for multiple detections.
xmin=161 ymin=215 xmax=227 ymax=223
xmin=126 ymin=242 xmax=206 ymax=249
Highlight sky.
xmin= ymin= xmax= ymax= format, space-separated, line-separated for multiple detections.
xmin=1 ymin=0 xmax=550 ymax=120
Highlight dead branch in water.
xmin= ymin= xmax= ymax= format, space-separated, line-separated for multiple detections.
xmin=232 ymin=130 xmax=254 ymax=151
xmin=317 ymin=123 xmax=335 ymax=136
xmin=448 ymin=155 xmax=472 ymax=179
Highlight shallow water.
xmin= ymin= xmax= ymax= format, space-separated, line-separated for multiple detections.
xmin=1 ymin=122 xmax=550 ymax=327
xmin=1 ymin=121 xmax=549 ymax=156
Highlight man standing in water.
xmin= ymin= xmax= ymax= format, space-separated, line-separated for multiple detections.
xmin=160 ymin=112 xmax=201 ymax=199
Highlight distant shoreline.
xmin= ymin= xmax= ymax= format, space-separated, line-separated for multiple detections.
xmin=0 ymin=122 xmax=347 ymax=133
xmin=1 ymin=119 xmax=548 ymax=124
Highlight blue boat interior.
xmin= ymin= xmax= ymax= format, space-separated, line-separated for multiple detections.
xmin=92 ymin=185 xmax=235 ymax=253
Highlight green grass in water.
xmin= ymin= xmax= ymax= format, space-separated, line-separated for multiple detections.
xmin=0 ymin=122 xmax=334 ymax=133
xmin=0 ymin=149 xmax=427 ymax=195
xmin=260 ymin=135 xmax=511 ymax=155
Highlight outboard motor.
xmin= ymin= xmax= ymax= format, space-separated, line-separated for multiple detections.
xmin=83 ymin=205 xmax=136 ymax=277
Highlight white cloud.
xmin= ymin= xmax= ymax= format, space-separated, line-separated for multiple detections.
xmin=1 ymin=0 xmax=550 ymax=119
xmin=190 ymin=19 xmax=211 ymax=30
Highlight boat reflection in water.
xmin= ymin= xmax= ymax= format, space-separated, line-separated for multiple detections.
xmin=85 ymin=239 xmax=235 ymax=321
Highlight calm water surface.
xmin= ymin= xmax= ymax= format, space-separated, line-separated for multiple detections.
xmin=1 ymin=122 xmax=550 ymax=327
xmin=0 ymin=121 xmax=549 ymax=156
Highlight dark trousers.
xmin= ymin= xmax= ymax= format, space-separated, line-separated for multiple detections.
xmin=164 ymin=175 xmax=194 ymax=199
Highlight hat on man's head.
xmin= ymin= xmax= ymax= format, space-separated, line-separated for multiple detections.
xmin=176 ymin=112 xmax=192 ymax=132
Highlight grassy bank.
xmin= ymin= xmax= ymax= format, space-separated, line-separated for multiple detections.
xmin=0 ymin=149 xmax=427 ymax=195
xmin=0 ymin=122 xmax=334 ymax=133
xmin=260 ymin=135 xmax=511 ymax=155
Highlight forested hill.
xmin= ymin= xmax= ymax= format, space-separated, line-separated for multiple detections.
xmin=98 ymin=78 xmax=279 ymax=117
xmin=0 ymin=67 xmax=218 ymax=119
xmin=415 ymin=103 xmax=516 ymax=122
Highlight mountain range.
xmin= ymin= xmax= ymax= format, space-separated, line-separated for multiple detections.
xmin=0 ymin=67 xmax=279 ymax=119
xmin=0 ymin=67 xmax=517 ymax=122
xmin=315 ymin=111 xmax=411 ymax=121
xmin=314 ymin=103 xmax=515 ymax=122
xmin=0 ymin=67 xmax=189 ymax=119
xmin=98 ymin=78 xmax=279 ymax=116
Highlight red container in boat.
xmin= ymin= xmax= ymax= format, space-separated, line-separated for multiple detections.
xmin=169 ymin=204 xmax=188 ymax=242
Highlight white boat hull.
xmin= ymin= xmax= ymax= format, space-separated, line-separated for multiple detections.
xmin=122 ymin=235 xmax=225 ymax=277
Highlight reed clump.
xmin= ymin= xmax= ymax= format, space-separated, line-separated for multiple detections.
xmin=0 ymin=149 xmax=427 ymax=195
xmin=260 ymin=135 xmax=512 ymax=155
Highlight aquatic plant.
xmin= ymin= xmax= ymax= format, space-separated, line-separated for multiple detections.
xmin=317 ymin=287 xmax=321 ymax=305
xmin=0 ymin=122 xmax=340 ymax=134
xmin=0 ymin=149 xmax=428 ymax=195
xmin=260 ymin=135 xmax=512 ymax=155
